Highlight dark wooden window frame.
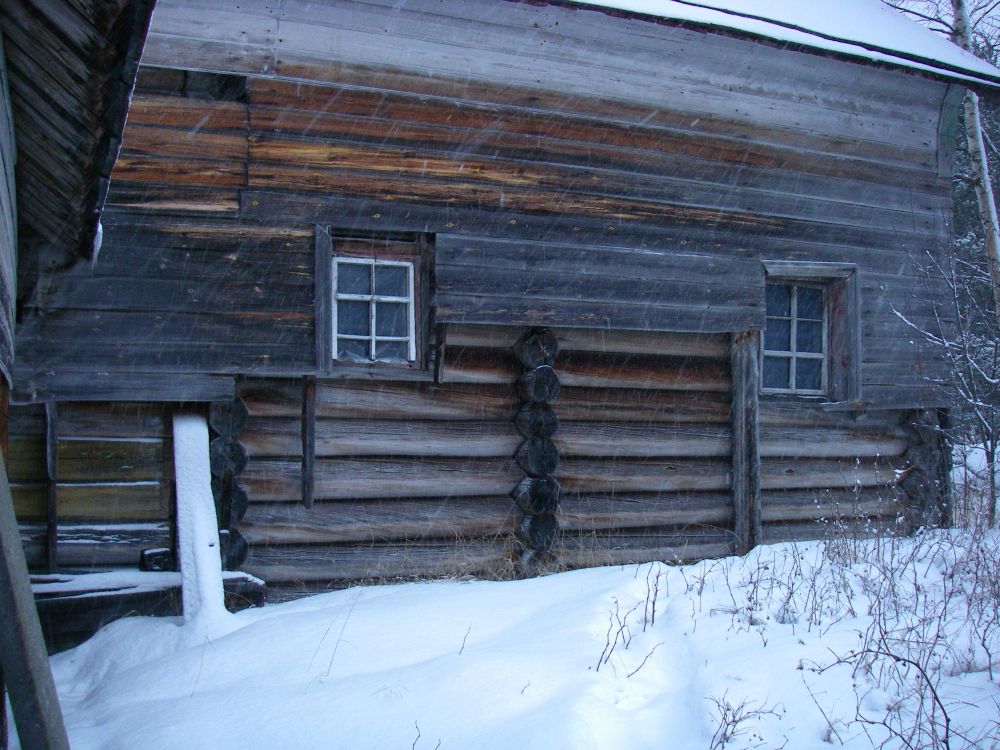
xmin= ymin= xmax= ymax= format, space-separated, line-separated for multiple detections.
xmin=315 ymin=227 xmax=433 ymax=376
xmin=760 ymin=261 xmax=860 ymax=404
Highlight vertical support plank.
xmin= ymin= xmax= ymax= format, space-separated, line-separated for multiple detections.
xmin=314 ymin=225 xmax=332 ymax=372
xmin=44 ymin=403 xmax=57 ymax=573
xmin=301 ymin=376 xmax=316 ymax=509
xmin=731 ymin=331 xmax=762 ymax=554
xmin=0 ymin=455 xmax=71 ymax=750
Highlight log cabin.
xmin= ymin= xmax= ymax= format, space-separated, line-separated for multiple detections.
xmin=6 ymin=0 xmax=1000 ymax=599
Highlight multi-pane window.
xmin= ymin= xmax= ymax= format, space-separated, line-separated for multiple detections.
xmin=762 ymin=283 xmax=826 ymax=394
xmin=333 ymin=258 xmax=416 ymax=363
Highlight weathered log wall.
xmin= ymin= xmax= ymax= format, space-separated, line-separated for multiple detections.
xmin=13 ymin=0 xmax=954 ymax=408
xmin=9 ymin=403 xmax=172 ymax=570
xmin=236 ymin=326 xmax=738 ymax=590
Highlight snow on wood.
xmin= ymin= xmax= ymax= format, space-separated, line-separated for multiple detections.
xmin=574 ymin=0 xmax=1000 ymax=86
xmin=171 ymin=412 xmax=236 ymax=638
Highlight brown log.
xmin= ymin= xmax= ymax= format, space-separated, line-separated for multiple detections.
xmin=554 ymin=528 xmax=734 ymax=567
xmin=511 ymin=476 xmax=562 ymax=515
xmin=242 ymin=457 xmax=521 ymax=501
xmin=760 ymin=457 xmax=901 ymax=491
xmin=514 ymin=403 xmax=559 ymax=439
xmin=242 ymin=540 xmax=514 ymax=584
xmin=209 ymin=398 xmax=249 ymax=438
xmin=513 ymin=328 xmax=559 ymax=368
xmin=518 ymin=365 xmax=560 ymax=403
xmin=210 ymin=437 xmax=249 ymax=478
xmin=515 ymin=437 xmax=560 ymax=477
xmin=239 ymin=497 xmax=516 ymax=545
xmin=556 ymin=458 xmax=731 ymax=493
xmin=447 ymin=324 xmax=729 ymax=358
xmin=516 ymin=512 xmax=559 ymax=552
xmin=761 ymin=488 xmax=902 ymax=523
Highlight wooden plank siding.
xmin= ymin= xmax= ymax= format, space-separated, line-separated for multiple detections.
xmin=9 ymin=403 xmax=173 ymax=570
xmin=14 ymin=0 xmax=953 ymax=407
xmin=6 ymin=0 xmax=955 ymax=587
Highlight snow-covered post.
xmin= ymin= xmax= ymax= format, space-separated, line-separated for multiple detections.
xmin=173 ymin=411 xmax=231 ymax=634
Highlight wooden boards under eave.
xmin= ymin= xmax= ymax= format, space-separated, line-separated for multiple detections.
xmin=8 ymin=402 xmax=173 ymax=570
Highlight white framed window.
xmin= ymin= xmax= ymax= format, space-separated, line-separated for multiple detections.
xmin=332 ymin=257 xmax=416 ymax=363
xmin=761 ymin=282 xmax=827 ymax=395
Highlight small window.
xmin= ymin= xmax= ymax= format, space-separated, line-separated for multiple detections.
xmin=760 ymin=261 xmax=860 ymax=402
xmin=333 ymin=258 xmax=416 ymax=363
xmin=762 ymin=283 xmax=826 ymax=394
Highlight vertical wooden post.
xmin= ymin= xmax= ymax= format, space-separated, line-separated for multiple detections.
xmin=301 ymin=376 xmax=316 ymax=509
xmin=0 ymin=455 xmax=70 ymax=750
xmin=731 ymin=331 xmax=762 ymax=554
xmin=44 ymin=403 xmax=57 ymax=573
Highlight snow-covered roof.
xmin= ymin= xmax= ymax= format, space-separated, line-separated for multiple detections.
xmin=572 ymin=0 xmax=1000 ymax=87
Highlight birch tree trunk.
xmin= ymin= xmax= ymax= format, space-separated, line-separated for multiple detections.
xmin=952 ymin=0 xmax=1000 ymax=323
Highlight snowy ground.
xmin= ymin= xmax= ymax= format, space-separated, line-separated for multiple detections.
xmin=9 ymin=531 xmax=1000 ymax=749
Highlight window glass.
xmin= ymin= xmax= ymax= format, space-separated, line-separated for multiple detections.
xmin=333 ymin=257 xmax=415 ymax=364
xmin=762 ymin=356 xmax=790 ymax=390
xmin=337 ymin=300 xmax=369 ymax=336
xmin=762 ymin=282 xmax=826 ymax=394
xmin=338 ymin=263 xmax=371 ymax=295
xmin=375 ymin=302 xmax=408 ymax=337
xmin=374 ymin=266 xmax=409 ymax=297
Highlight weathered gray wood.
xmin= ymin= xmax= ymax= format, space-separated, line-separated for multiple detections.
xmin=208 ymin=399 xmax=248 ymax=438
xmin=0 ymin=455 xmax=70 ymax=750
xmin=11 ymin=371 xmax=235 ymax=404
xmin=314 ymin=225 xmax=332 ymax=371
xmin=555 ymin=528 xmax=733 ymax=567
xmin=761 ymin=488 xmax=902 ymax=523
xmin=511 ymin=477 xmax=562 ymax=516
xmin=518 ymin=365 xmax=560 ymax=403
xmin=556 ymin=458 xmax=731 ymax=494
xmin=730 ymin=331 xmax=761 ymax=554
xmin=447 ymin=325 xmax=729 ymax=358
xmin=512 ymin=328 xmax=558 ymax=368
xmin=443 ymin=348 xmax=731 ymax=392
xmin=301 ymin=376 xmax=315 ymax=508
xmin=760 ymin=457 xmax=900 ymax=490
xmin=515 ymin=403 xmax=558 ymax=439
xmin=514 ymin=437 xmax=560 ymax=478
xmin=44 ymin=404 xmax=57 ymax=573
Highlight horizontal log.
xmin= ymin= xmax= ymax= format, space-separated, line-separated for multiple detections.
xmin=7 ymin=405 xmax=45 ymax=436
xmin=240 ymin=379 xmax=730 ymax=423
xmin=54 ymin=403 xmax=168 ymax=439
xmin=556 ymin=458 xmax=731 ymax=493
xmin=239 ymin=497 xmax=517 ymax=544
xmin=241 ymin=417 xmax=520 ymax=457
xmin=6 ymin=438 xmax=45 ymax=482
xmin=442 ymin=348 xmax=730 ymax=391
xmin=240 ymin=379 xmax=519 ymax=420
xmin=760 ymin=457 xmax=901 ymax=491
xmin=446 ymin=324 xmax=729 ymax=358
xmin=21 ymin=523 xmax=172 ymax=568
xmin=12 ymin=483 xmax=167 ymax=522
xmin=56 ymin=439 xmax=165 ymax=482
xmin=761 ymin=488 xmax=903 ymax=523
xmin=559 ymin=492 xmax=733 ymax=531
xmin=759 ymin=401 xmax=907 ymax=432
xmin=243 ymin=457 xmax=522 ymax=501
xmin=12 ymin=370 xmax=236 ymax=404
xmin=759 ymin=426 xmax=909 ymax=459
xmin=242 ymin=539 xmax=514 ymax=584
xmin=760 ymin=517 xmax=901 ymax=545
xmin=556 ymin=423 xmax=730 ymax=458
xmin=554 ymin=528 xmax=734 ymax=567
xmin=127 ymin=94 xmax=249 ymax=131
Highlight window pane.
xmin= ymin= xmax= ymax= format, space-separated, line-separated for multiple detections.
xmin=337 ymin=263 xmax=371 ymax=295
xmin=797 ymin=287 xmax=823 ymax=320
xmin=374 ymin=265 xmax=409 ymax=297
xmin=337 ymin=338 xmax=369 ymax=361
xmin=766 ymin=285 xmax=791 ymax=316
xmin=764 ymin=318 xmax=791 ymax=352
xmin=796 ymin=321 xmax=823 ymax=353
xmin=337 ymin=300 xmax=370 ymax=336
xmin=375 ymin=341 xmax=409 ymax=361
xmin=796 ymin=358 xmax=823 ymax=391
xmin=375 ymin=302 xmax=408 ymax=337
xmin=763 ymin=356 xmax=790 ymax=389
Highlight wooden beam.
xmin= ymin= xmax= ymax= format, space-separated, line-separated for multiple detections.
xmin=44 ymin=403 xmax=57 ymax=573
xmin=0 ymin=455 xmax=70 ymax=750
xmin=301 ymin=376 xmax=316 ymax=508
xmin=731 ymin=330 xmax=762 ymax=555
